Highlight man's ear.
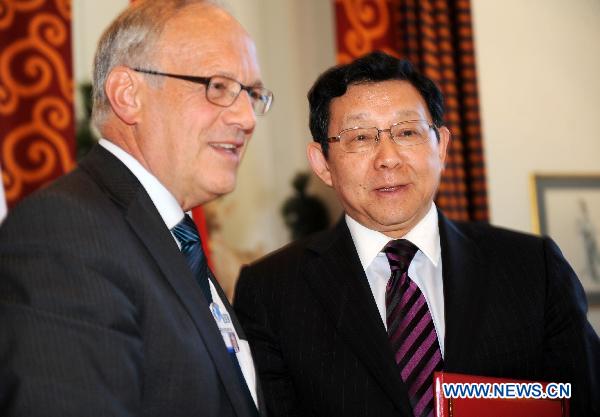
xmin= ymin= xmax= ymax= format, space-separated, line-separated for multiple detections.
xmin=307 ymin=141 xmax=333 ymax=187
xmin=437 ymin=126 xmax=450 ymax=168
xmin=104 ymin=66 xmax=142 ymax=125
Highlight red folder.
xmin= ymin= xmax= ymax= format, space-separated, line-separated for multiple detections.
xmin=433 ymin=372 xmax=570 ymax=417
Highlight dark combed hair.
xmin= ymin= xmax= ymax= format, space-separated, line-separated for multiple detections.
xmin=307 ymin=51 xmax=445 ymax=157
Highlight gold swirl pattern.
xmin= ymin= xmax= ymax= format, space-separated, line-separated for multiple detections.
xmin=0 ymin=12 xmax=72 ymax=115
xmin=2 ymin=96 xmax=74 ymax=200
xmin=0 ymin=0 xmax=45 ymax=29
xmin=0 ymin=0 xmax=75 ymax=207
xmin=336 ymin=0 xmax=397 ymax=64
xmin=336 ymin=0 xmax=395 ymax=62
xmin=53 ymin=0 xmax=70 ymax=20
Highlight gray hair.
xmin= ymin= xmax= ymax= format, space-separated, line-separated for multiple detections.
xmin=91 ymin=0 xmax=219 ymax=130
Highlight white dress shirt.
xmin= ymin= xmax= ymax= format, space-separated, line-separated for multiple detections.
xmin=99 ymin=139 xmax=258 ymax=406
xmin=345 ymin=203 xmax=445 ymax=356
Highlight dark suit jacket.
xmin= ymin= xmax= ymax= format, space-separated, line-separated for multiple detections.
xmin=0 ymin=145 xmax=263 ymax=417
xmin=234 ymin=214 xmax=600 ymax=417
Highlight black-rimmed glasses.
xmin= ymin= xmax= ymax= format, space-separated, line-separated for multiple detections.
xmin=132 ymin=68 xmax=273 ymax=115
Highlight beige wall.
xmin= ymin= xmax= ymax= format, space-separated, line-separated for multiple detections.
xmin=212 ymin=0 xmax=338 ymax=254
xmin=72 ymin=0 xmax=128 ymax=84
xmin=471 ymin=0 xmax=600 ymax=332
xmin=472 ymin=0 xmax=600 ymax=231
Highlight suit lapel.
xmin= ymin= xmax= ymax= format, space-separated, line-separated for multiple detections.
xmin=79 ymin=145 xmax=257 ymax=417
xmin=304 ymin=219 xmax=413 ymax=416
xmin=438 ymin=213 xmax=487 ymax=371
xmin=209 ymin=272 xmax=267 ymax=417
xmin=209 ymin=272 xmax=246 ymax=338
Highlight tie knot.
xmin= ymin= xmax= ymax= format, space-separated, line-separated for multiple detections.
xmin=383 ymin=239 xmax=418 ymax=274
xmin=172 ymin=214 xmax=201 ymax=246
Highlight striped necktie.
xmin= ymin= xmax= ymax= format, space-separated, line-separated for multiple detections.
xmin=171 ymin=214 xmax=212 ymax=303
xmin=171 ymin=215 xmax=258 ymax=415
xmin=384 ymin=239 xmax=443 ymax=417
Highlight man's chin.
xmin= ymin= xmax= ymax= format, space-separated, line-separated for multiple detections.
xmin=364 ymin=211 xmax=423 ymax=236
xmin=182 ymin=182 xmax=236 ymax=210
xmin=208 ymin=180 xmax=237 ymax=199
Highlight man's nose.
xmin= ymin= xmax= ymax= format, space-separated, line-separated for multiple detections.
xmin=373 ymin=130 xmax=402 ymax=169
xmin=224 ymin=89 xmax=257 ymax=132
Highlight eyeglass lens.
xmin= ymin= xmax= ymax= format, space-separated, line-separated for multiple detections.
xmin=339 ymin=120 xmax=431 ymax=152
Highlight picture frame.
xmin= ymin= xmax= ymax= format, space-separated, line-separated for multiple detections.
xmin=531 ymin=173 xmax=600 ymax=305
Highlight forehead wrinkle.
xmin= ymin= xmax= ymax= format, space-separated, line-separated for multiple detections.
xmin=202 ymin=61 xmax=264 ymax=87
xmin=341 ymin=109 xmax=426 ymax=128
xmin=343 ymin=112 xmax=370 ymax=125
xmin=393 ymin=109 xmax=425 ymax=120
xmin=198 ymin=51 xmax=263 ymax=86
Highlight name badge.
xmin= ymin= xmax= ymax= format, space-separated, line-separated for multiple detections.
xmin=210 ymin=302 xmax=240 ymax=353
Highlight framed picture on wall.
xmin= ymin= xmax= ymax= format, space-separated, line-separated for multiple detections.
xmin=531 ymin=174 xmax=600 ymax=305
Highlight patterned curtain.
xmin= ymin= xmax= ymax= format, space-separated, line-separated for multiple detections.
xmin=0 ymin=0 xmax=75 ymax=210
xmin=335 ymin=0 xmax=488 ymax=222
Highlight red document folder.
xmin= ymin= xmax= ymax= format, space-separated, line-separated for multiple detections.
xmin=433 ymin=372 xmax=570 ymax=417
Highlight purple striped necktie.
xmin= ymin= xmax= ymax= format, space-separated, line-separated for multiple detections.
xmin=384 ymin=239 xmax=443 ymax=417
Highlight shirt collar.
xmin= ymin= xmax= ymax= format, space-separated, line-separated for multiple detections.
xmin=99 ymin=139 xmax=184 ymax=229
xmin=345 ymin=203 xmax=440 ymax=270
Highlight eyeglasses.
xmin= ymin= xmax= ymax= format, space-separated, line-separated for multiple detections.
xmin=132 ymin=68 xmax=273 ymax=115
xmin=327 ymin=119 xmax=437 ymax=153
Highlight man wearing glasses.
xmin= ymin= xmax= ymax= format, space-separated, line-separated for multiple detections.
xmin=234 ymin=51 xmax=600 ymax=417
xmin=0 ymin=1 xmax=271 ymax=416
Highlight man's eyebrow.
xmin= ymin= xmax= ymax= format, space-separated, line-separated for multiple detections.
xmin=343 ymin=110 xmax=422 ymax=125
xmin=213 ymin=72 xmax=264 ymax=88
xmin=393 ymin=110 xmax=421 ymax=118
xmin=248 ymin=80 xmax=264 ymax=88
xmin=344 ymin=113 xmax=370 ymax=124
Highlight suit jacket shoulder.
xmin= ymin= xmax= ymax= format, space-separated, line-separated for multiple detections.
xmin=448 ymin=219 xmax=546 ymax=250
xmin=1 ymin=145 xmax=260 ymax=417
xmin=236 ymin=214 xmax=600 ymax=417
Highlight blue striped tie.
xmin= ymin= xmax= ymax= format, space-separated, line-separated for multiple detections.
xmin=172 ymin=214 xmax=212 ymax=303
xmin=384 ymin=239 xmax=443 ymax=417
xmin=172 ymin=215 xmax=258 ymax=414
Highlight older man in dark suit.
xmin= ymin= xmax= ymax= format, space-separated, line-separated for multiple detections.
xmin=0 ymin=1 xmax=273 ymax=416
xmin=234 ymin=52 xmax=600 ymax=417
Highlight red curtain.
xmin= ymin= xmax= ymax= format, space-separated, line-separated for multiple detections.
xmin=335 ymin=0 xmax=488 ymax=222
xmin=0 ymin=0 xmax=76 ymax=209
